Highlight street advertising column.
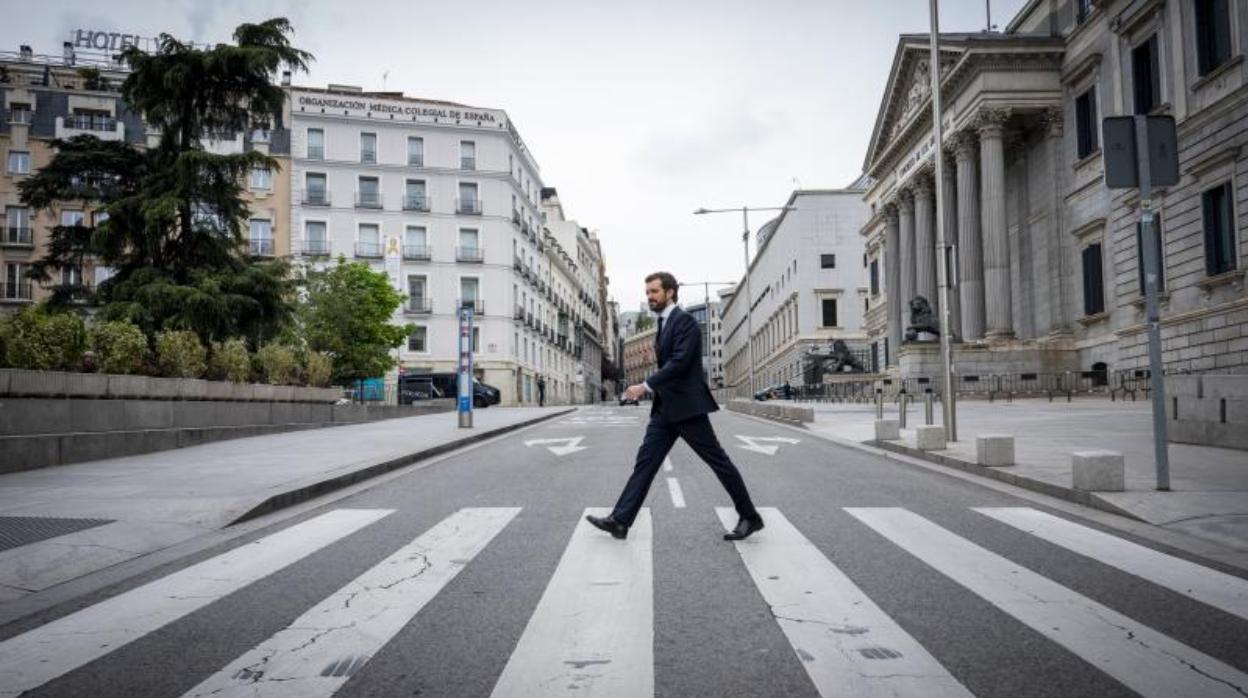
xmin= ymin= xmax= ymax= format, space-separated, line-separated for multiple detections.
xmin=458 ymin=304 xmax=474 ymax=428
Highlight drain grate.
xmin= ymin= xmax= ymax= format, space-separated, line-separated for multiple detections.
xmin=0 ymin=516 xmax=115 ymax=552
xmin=858 ymin=647 xmax=904 ymax=660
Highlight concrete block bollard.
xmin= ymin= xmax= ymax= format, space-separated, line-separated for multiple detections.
xmin=874 ymin=419 xmax=900 ymax=440
xmin=1072 ymin=450 xmax=1125 ymax=491
xmin=976 ymin=434 xmax=1015 ymax=466
xmin=915 ymin=425 xmax=946 ymax=451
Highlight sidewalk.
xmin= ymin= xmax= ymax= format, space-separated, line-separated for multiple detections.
xmin=0 ymin=406 xmax=571 ymax=608
xmin=795 ymin=398 xmax=1248 ymax=551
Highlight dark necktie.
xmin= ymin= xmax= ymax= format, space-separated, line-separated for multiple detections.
xmin=655 ymin=316 xmax=665 ymax=353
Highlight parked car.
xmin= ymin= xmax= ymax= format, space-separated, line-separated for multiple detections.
xmin=753 ymin=384 xmax=784 ymax=401
xmin=400 ymin=373 xmax=500 ymax=407
xmin=619 ymin=395 xmax=640 ymax=406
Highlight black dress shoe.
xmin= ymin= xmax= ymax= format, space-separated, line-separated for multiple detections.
xmin=586 ymin=514 xmax=628 ymax=540
xmin=724 ymin=514 xmax=765 ymax=541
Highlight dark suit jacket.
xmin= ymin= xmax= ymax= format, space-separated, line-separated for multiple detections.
xmin=646 ymin=306 xmax=718 ymax=423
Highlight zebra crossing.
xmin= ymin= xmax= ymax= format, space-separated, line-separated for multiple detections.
xmin=1 ymin=504 xmax=1245 ymax=697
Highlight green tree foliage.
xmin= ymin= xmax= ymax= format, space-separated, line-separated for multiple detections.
xmin=633 ymin=313 xmax=654 ymax=333
xmin=256 ymin=343 xmax=298 ymax=385
xmin=155 ymin=330 xmax=207 ymax=378
xmin=304 ymin=350 xmax=333 ymax=388
xmin=210 ymin=339 xmax=252 ymax=383
xmin=300 ymin=258 xmax=411 ymax=383
xmin=17 ymin=19 xmax=311 ymax=344
xmin=2 ymin=307 xmax=86 ymax=371
xmin=89 ymin=320 xmax=148 ymax=374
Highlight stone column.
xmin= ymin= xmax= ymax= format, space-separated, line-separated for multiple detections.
xmin=884 ymin=205 xmax=902 ymax=363
xmin=940 ymin=152 xmax=960 ymax=340
xmin=978 ymin=107 xmax=1013 ymax=339
xmin=913 ymin=172 xmax=938 ymax=315
xmin=955 ymin=131 xmax=985 ymax=340
xmin=898 ymin=190 xmax=916 ymax=332
xmin=1041 ymin=106 xmax=1073 ymax=337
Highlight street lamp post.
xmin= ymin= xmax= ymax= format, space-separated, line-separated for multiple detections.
xmin=928 ymin=0 xmax=958 ymax=441
xmin=681 ymin=279 xmax=736 ymax=383
xmin=694 ymin=205 xmax=795 ymax=397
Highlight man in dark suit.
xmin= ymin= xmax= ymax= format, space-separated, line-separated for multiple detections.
xmin=587 ymin=272 xmax=764 ymax=541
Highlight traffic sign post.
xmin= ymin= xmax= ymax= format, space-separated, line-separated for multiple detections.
xmin=1102 ymin=115 xmax=1178 ymax=491
xmin=458 ymin=305 xmax=474 ymax=429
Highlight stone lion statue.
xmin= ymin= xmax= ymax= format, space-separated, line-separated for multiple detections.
xmin=803 ymin=339 xmax=866 ymax=377
xmin=904 ymin=296 xmax=939 ymax=341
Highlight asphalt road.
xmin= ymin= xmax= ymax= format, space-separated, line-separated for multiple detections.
xmin=2 ymin=405 xmax=1247 ymax=698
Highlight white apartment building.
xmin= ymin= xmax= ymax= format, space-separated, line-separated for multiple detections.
xmin=720 ymin=188 xmax=871 ymax=394
xmin=541 ymin=188 xmax=605 ymax=404
xmin=285 ymin=85 xmax=554 ymax=405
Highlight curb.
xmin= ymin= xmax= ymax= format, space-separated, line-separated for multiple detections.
xmin=229 ymin=408 xmax=576 ymax=525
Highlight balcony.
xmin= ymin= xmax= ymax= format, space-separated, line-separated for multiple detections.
xmin=512 ymin=211 xmax=522 ymax=228
xmin=248 ymin=238 xmax=275 ymax=257
xmin=403 ymin=244 xmax=431 ymax=261
xmin=0 ymin=282 xmax=33 ymax=303
xmin=355 ymin=241 xmax=383 ymax=259
xmin=301 ymin=189 xmax=331 ymax=206
xmin=402 ymin=195 xmax=430 ymax=212
xmin=56 ymin=114 xmax=124 ymax=142
xmin=355 ymin=191 xmax=383 ymax=209
xmin=307 ymin=145 xmax=324 ymax=160
xmin=514 ymin=305 xmax=525 ymax=320
xmin=456 ymin=198 xmax=482 ymax=215
xmin=8 ymin=110 xmax=32 ymax=126
xmin=525 ymin=311 xmax=534 ymax=327
xmin=513 ymin=256 xmax=524 ymax=272
xmin=302 ymin=239 xmax=331 ymax=256
xmin=360 ymin=149 xmax=377 ymax=164
xmin=460 ymin=156 xmax=476 ymax=171
xmin=459 ymin=298 xmax=485 ymax=314
xmin=405 ymin=296 xmax=432 ymax=314
xmin=456 ymin=246 xmax=484 ymax=263
xmin=3 ymin=227 xmax=33 ymax=247
xmin=408 ymin=155 xmax=424 ymax=168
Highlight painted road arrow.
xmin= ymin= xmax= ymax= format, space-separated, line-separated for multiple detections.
xmin=734 ymin=435 xmax=801 ymax=456
xmin=524 ymin=437 xmax=587 ymax=456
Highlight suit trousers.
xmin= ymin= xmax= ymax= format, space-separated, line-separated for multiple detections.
xmin=611 ymin=412 xmax=758 ymax=527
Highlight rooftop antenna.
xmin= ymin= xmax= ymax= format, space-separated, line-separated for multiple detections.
xmin=382 ymin=70 xmax=389 ymax=91
xmin=985 ymin=0 xmax=995 ymax=32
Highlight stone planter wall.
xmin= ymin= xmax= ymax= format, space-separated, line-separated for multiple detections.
xmin=0 ymin=369 xmax=343 ymax=403
xmin=1165 ymin=374 xmax=1248 ymax=450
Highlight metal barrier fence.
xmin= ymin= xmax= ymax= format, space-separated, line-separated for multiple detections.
xmin=775 ymin=368 xmax=1173 ymax=404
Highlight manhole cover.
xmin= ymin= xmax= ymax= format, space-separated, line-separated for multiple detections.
xmin=0 ymin=516 xmax=115 ymax=552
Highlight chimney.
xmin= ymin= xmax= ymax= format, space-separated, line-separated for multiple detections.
xmin=281 ymin=70 xmax=291 ymax=86
xmin=63 ymin=41 xmax=75 ymax=66
xmin=19 ymin=45 xmax=32 ymax=61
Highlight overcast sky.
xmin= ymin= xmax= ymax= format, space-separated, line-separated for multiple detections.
xmin=4 ymin=0 xmax=1029 ymax=311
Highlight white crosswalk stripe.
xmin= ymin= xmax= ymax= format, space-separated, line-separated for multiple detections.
xmin=491 ymin=508 xmax=654 ymax=698
xmin=847 ymin=507 xmax=1248 ymax=698
xmin=0 ymin=508 xmax=393 ymax=697
xmin=182 ymin=507 xmax=520 ymax=697
xmin=975 ymin=507 xmax=1248 ymax=622
xmin=717 ymin=507 xmax=972 ymax=697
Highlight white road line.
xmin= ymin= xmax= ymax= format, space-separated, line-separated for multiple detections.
xmin=975 ymin=507 xmax=1248 ymax=622
xmin=847 ymin=508 xmax=1248 ymax=698
xmin=491 ymin=508 xmax=653 ymax=698
xmin=0 ymin=509 xmax=393 ymax=697
xmin=182 ymin=507 xmax=520 ymax=697
xmin=716 ymin=508 xmax=971 ymax=698
xmin=662 ymin=456 xmax=673 ymax=472
xmin=666 ymin=478 xmax=686 ymax=508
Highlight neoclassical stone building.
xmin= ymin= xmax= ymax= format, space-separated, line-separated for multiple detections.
xmin=862 ymin=0 xmax=1247 ymax=385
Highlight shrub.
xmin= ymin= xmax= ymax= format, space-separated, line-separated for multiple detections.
xmin=304 ymin=350 xmax=332 ymax=387
xmin=256 ymin=343 xmax=299 ymax=385
xmin=3 ymin=306 xmax=86 ymax=371
xmin=155 ymin=330 xmax=207 ymax=378
xmin=89 ymin=320 xmax=148 ymax=374
xmin=210 ymin=339 xmax=252 ymax=383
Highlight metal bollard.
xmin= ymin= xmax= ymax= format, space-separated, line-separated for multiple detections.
xmin=898 ymin=392 xmax=908 ymax=429
xmin=875 ymin=389 xmax=884 ymax=419
xmin=924 ymin=389 xmax=934 ymax=425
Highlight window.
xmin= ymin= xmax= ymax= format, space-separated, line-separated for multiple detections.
xmin=304 ymin=173 xmax=328 ymax=205
xmin=404 ymin=225 xmax=428 ymax=260
xmin=61 ymin=265 xmax=83 ymax=287
xmin=1195 ymin=0 xmax=1232 ymax=77
xmin=821 ymin=298 xmax=838 ymax=327
xmin=5 ymin=207 xmax=31 ymax=244
xmin=61 ymin=210 xmax=85 ymax=227
xmin=460 ymin=141 xmax=476 ymax=170
xmin=360 ymin=132 xmax=377 ymax=164
xmin=250 ymin=167 xmax=272 ymax=190
xmin=357 ymin=176 xmax=380 ymax=208
xmin=870 ymin=259 xmax=880 ymax=295
xmin=404 ymin=179 xmax=427 ymax=211
xmin=305 ymin=221 xmax=328 ymax=255
xmin=472 ymin=327 xmax=480 ymax=353
xmin=1136 ymin=215 xmax=1166 ymax=294
xmin=407 ymin=137 xmax=424 ymax=167
xmin=1076 ymin=0 xmax=1092 ymax=23
xmin=408 ymin=326 xmax=427 ymax=352
xmin=357 ymin=223 xmax=381 ymax=258
xmin=408 ymin=275 xmax=428 ymax=311
xmin=458 ymin=182 xmax=480 ymax=214
xmin=249 ymin=219 xmax=273 ymax=256
xmin=1202 ymin=182 xmax=1237 ymax=276
xmin=820 ymin=254 xmax=836 ymax=269
xmin=460 ymin=276 xmax=480 ymax=311
xmin=307 ymin=128 xmax=324 ymax=159
xmin=1075 ymin=87 xmax=1098 ymax=159
xmin=1132 ymin=34 xmax=1161 ymax=114
xmin=1081 ymin=243 xmax=1105 ymax=316
xmin=7 ymin=150 xmax=30 ymax=174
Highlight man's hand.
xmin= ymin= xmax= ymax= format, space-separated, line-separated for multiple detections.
xmin=623 ymin=383 xmax=647 ymax=401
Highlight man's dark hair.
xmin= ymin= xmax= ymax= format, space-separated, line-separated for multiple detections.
xmin=645 ymin=271 xmax=679 ymax=300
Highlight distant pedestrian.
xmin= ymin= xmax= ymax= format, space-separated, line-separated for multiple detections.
xmin=537 ymin=375 xmax=547 ymax=407
xmin=783 ymin=381 xmax=792 ymax=399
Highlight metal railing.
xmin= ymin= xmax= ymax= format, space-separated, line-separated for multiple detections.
xmin=301 ymin=189 xmax=331 ymax=206
xmin=456 ymin=246 xmax=484 ymax=262
xmin=514 ymin=305 xmax=525 ymax=320
xmin=3 ymin=227 xmax=33 ymax=246
xmin=360 ymin=149 xmax=377 ymax=164
xmin=248 ymin=238 xmax=275 ymax=256
xmin=355 ymin=241 xmax=383 ymax=258
xmin=307 ymin=146 xmax=324 ymax=160
xmin=402 ymin=244 xmax=430 ymax=261
xmin=456 ymin=198 xmax=482 ymax=215
xmin=408 ymin=155 xmax=424 ymax=167
xmin=302 ymin=239 xmax=331 ymax=256
xmin=459 ymin=298 xmax=484 ymax=314
xmin=355 ymin=191 xmax=383 ymax=209
xmin=402 ymin=195 xmax=430 ymax=211
xmin=66 ymin=114 xmax=116 ymax=131
xmin=460 ymin=156 xmax=476 ymax=170
xmin=8 ymin=110 xmax=33 ymax=125
xmin=0 ymin=282 xmax=33 ymax=301
xmin=405 ymin=296 xmax=432 ymax=314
